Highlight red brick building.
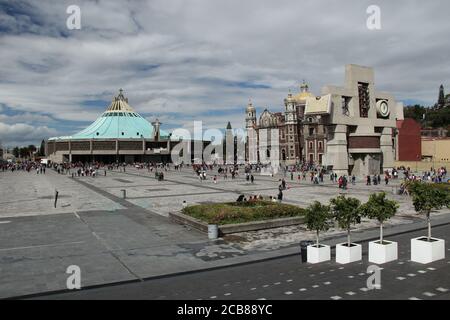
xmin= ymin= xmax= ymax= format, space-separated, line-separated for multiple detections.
xmin=396 ymin=119 xmax=422 ymax=161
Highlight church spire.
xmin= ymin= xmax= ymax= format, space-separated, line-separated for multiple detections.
xmin=438 ymin=84 xmax=445 ymax=108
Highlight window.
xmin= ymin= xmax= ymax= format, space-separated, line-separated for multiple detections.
xmin=358 ymin=82 xmax=370 ymax=118
xmin=309 ymin=128 xmax=314 ymax=136
xmin=342 ymin=96 xmax=351 ymax=115
xmin=309 ymin=142 xmax=313 ymax=149
xmin=96 ymin=132 xmax=99 ymax=136
xmin=318 ymin=141 xmax=322 ymax=149
xmin=137 ymin=132 xmax=140 ymax=136
xmin=121 ymin=132 xmax=124 ymax=136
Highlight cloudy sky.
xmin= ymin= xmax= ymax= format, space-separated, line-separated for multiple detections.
xmin=0 ymin=0 xmax=449 ymax=147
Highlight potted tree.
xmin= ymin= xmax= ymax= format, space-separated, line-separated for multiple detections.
xmin=408 ymin=182 xmax=449 ymax=264
xmin=360 ymin=192 xmax=399 ymax=264
xmin=305 ymin=201 xmax=332 ymax=263
xmin=330 ymin=195 xmax=363 ymax=264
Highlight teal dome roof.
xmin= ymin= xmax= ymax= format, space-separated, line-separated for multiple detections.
xmin=49 ymin=89 xmax=169 ymax=140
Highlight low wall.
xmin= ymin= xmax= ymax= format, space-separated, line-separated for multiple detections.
xmin=169 ymin=211 xmax=305 ymax=236
xmin=395 ymin=161 xmax=450 ymax=172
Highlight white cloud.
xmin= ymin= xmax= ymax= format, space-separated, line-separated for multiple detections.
xmin=0 ymin=112 xmax=54 ymax=124
xmin=0 ymin=122 xmax=56 ymax=146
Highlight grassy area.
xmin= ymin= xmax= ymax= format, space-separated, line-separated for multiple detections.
xmin=182 ymin=201 xmax=305 ymax=225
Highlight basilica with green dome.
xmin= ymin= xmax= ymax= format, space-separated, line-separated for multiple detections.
xmin=46 ymin=90 xmax=174 ymax=163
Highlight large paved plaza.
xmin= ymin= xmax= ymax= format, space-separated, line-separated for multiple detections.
xmin=0 ymin=166 xmax=449 ymax=299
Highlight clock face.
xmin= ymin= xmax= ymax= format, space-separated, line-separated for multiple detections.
xmin=377 ymin=100 xmax=390 ymax=117
xmin=380 ymin=102 xmax=389 ymax=116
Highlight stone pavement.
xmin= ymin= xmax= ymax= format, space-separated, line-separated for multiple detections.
xmin=35 ymin=223 xmax=450 ymax=300
xmin=0 ymin=167 xmax=449 ymax=298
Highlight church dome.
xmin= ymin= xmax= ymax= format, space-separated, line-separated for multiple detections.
xmin=246 ymin=100 xmax=256 ymax=112
xmin=293 ymin=81 xmax=314 ymax=102
xmin=49 ymin=89 xmax=169 ymax=140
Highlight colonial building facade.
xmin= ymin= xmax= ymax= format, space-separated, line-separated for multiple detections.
xmin=246 ymin=64 xmax=404 ymax=176
xmin=245 ymin=81 xmax=326 ymax=166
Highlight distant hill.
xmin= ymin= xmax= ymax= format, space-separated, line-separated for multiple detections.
xmin=404 ymin=104 xmax=450 ymax=131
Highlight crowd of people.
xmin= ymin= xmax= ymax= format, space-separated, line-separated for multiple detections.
xmin=1 ymin=161 xmax=46 ymax=173
xmin=2 ymin=158 xmax=447 ymax=205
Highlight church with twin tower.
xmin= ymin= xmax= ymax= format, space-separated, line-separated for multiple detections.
xmin=245 ymin=64 xmax=404 ymax=177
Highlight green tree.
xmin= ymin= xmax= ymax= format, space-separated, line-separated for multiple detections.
xmin=305 ymin=201 xmax=332 ymax=247
xmin=408 ymin=182 xmax=450 ymax=241
xmin=39 ymin=140 xmax=45 ymax=156
xmin=19 ymin=147 xmax=29 ymax=159
xmin=404 ymin=104 xmax=426 ymax=123
xmin=359 ymin=192 xmax=399 ymax=244
xmin=330 ymin=195 xmax=362 ymax=247
xmin=12 ymin=146 xmax=19 ymax=158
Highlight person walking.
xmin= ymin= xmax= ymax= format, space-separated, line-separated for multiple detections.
xmin=343 ymin=176 xmax=348 ymax=190
xmin=250 ymin=175 xmax=254 ymax=184
xmin=277 ymin=188 xmax=283 ymax=202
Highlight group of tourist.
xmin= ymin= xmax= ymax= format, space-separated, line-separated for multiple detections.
xmin=0 ymin=161 xmax=46 ymax=173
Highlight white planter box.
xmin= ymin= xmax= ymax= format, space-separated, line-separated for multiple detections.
xmin=336 ymin=243 xmax=362 ymax=264
xmin=307 ymin=244 xmax=331 ymax=264
xmin=369 ymin=240 xmax=398 ymax=264
xmin=411 ymin=237 xmax=445 ymax=264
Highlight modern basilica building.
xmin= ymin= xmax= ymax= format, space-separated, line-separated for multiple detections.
xmin=46 ymin=89 xmax=174 ymax=164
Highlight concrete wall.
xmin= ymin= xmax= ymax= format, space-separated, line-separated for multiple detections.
xmin=422 ymin=139 xmax=450 ymax=162
xmin=394 ymin=161 xmax=449 ymax=173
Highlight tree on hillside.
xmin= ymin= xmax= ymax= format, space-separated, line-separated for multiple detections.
xmin=404 ymin=104 xmax=426 ymax=123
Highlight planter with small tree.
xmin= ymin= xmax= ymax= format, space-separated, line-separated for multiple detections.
xmin=360 ymin=192 xmax=399 ymax=264
xmin=330 ymin=195 xmax=363 ymax=264
xmin=408 ymin=182 xmax=449 ymax=264
xmin=305 ymin=201 xmax=332 ymax=263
